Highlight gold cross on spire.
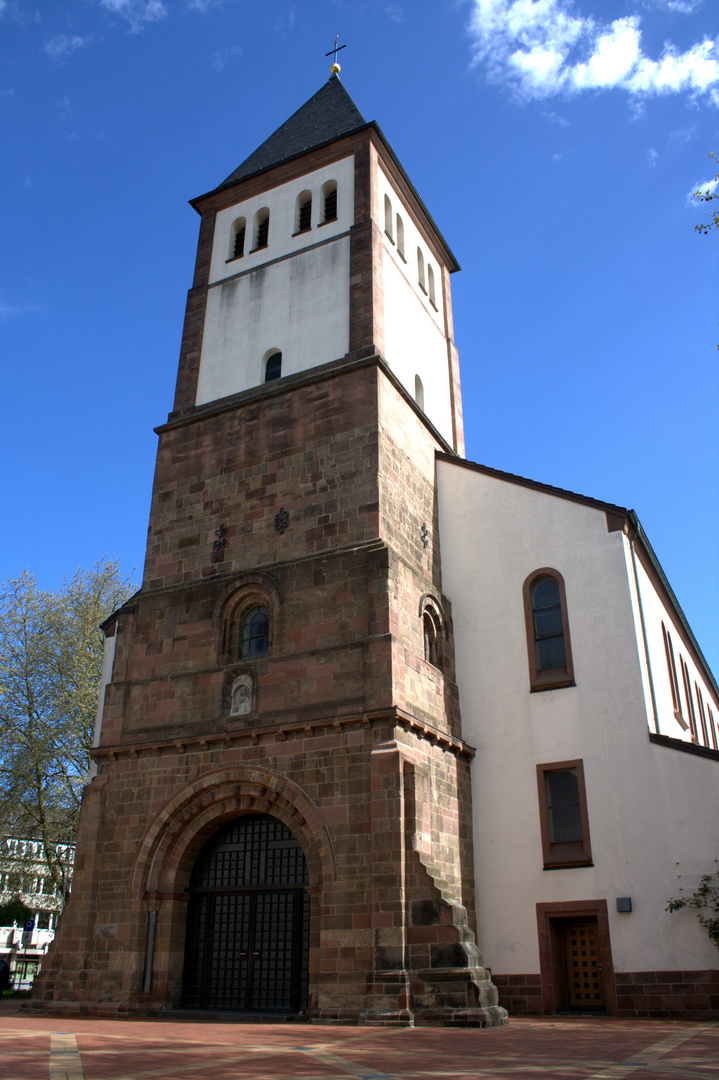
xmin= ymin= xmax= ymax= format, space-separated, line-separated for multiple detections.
xmin=325 ymin=34 xmax=346 ymax=75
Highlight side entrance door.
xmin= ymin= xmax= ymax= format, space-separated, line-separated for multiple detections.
xmin=561 ymin=918 xmax=606 ymax=1013
xmin=182 ymin=814 xmax=309 ymax=1014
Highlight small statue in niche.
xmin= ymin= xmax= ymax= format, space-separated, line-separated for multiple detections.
xmin=230 ymin=678 xmax=252 ymax=716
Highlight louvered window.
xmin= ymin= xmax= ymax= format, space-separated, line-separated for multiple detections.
xmin=233 ymin=224 xmax=245 ymax=259
xmin=323 ymin=187 xmax=337 ymax=221
xmin=298 ymin=197 xmax=311 ymax=233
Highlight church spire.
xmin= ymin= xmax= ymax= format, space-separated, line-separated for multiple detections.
xmin=217 ymin=77 xmax=366 ymax=191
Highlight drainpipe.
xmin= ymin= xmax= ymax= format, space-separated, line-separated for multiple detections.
xmin=143 ymin=902 xmax=160 ymax=994
xmin=627 ymin=515 xmax=659 ymax=734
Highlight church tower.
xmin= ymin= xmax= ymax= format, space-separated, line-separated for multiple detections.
xmin=35 ymin=76 xmax=505 ymax=1026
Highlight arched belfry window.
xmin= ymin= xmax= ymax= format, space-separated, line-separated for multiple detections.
xmin=417 ymin=248 xmax=426 ymax=292
xmin=384 ymin=194 xmax=393 ymax=241
xmin=321 ymin=180 xmax=337 ymax=223
xmin=264 ymin=350 xmax=282 ymax=382
xmin=229 ymin=217 xmax=246 ymax=261
xmin=295 ymin=190 xmax=312 ymax=234
xmin=396 ymin=214 xmax=405 ymax=259
xmin=254 ymin=208 xmax=270 ymax=250
xmin=423 ymin=612 xmax=439 ymax=666
xmin=523 ymin=569 xmax=574 ymax=691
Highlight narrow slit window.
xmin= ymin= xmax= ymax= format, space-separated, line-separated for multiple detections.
xmin=414 ymin=374 xmax=424 ymax=411
xmin=417 ymin=248 xmax=426 ymax=292
xmin=427 ymin=264 xmax=436 ymax=308
xmin=254 ymin=208 xmax=270 ymax=250
xmin=384 ymin=194 xmax=393 ymax=241
xmin=680 ymin=657 xmax=698 ymax=740
xmin=662 ymin=622 xmax=682 ymax=716
xmin=708 ymin=705 xmax=718 ymax=751
xmin=695 ymin=683 xmax=710 ymax=746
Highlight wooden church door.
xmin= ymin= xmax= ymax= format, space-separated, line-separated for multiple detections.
xmin=181 ymin=814 xmax=309 ymax=1013
xmin=561 ymin=918 xmax=606 ymax=1012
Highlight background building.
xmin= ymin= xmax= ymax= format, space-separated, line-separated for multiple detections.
xmin=0 ymin=838 xmax=74 ymax=990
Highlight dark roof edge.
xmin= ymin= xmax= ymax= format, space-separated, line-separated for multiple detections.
xmin=627 ymin=510 xmax=719 ymax=702
xmin=649 ymin=731 xmax=719 ymax=762
xmin=189 ymin=120 xmax=460 ymax=272
xmin=435 ymin=453 xmax=628 ymax=516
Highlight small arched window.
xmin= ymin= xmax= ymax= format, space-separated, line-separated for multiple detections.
xmin=417 ymin=248 xmax=426 ymax=292
xmin=229 ymin=217 xmax=246 ymax=261
xmin=523 ymin=569 xmax=574 ymax=691
xmin=321 ymin=180 xmax=337 ymax=223
xmin=427 ymin=264 xmax=436 ymax=308
xmin=414 ymin=374 xmax=424 ymax=411
xmin=264 ymin=351 xmax=282 ymax=382
xmin=419 ymin=595 xmax=445 ymax=670
xmin=254 ymin=208 xmax=270 ymax=250
xmin=423 ymin=612 xmax=439 ymax=667
xmin=296 ymin=190 xmax=312 ymax=233
xmin=242 ymin=606 xmax=270 ymax=658
xmin=384 ymin=194 xmax=393 ymax=241
xmin=396 ymin=214 xmax=405 ymax=259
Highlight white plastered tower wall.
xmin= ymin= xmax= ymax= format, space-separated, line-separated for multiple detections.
xmin=195 ymin=157 xmax=354 ymax=405
xmin=375 ymin=166 xmax=454 ymax=446
xmin=436 ymin=459 xmax=719 ymax=985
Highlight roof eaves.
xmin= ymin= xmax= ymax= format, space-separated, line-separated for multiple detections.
xmin=627 ymin=510 xmax=719 ymax=701
xmin=436 ymin=453 xmax=628 ymax=516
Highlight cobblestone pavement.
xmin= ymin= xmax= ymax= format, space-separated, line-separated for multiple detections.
xmin=0 ymin=1005 xmax=717 ymax=1080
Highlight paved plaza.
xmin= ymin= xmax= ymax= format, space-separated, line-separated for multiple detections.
xmin=0 ymin=1002 xmax=717 ymax=1080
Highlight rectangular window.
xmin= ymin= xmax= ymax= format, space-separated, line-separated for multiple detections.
xmin=537 ymin=760 xmax=592 ymax=869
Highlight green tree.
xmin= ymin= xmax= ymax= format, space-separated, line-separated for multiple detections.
xmin=0 ymin=559 xmax=135 ymax=894
xmin=694 ymin=151 xmax=719 ymax=235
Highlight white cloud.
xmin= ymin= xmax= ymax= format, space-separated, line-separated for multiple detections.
xmin=187 ymin=0 xmax=221 ymax=11
xmin=0 ymin=300 xmax=37 ymax=318
xmin=385 ymin=7 xmax=404 ymax=21
xmin=213 ymin=45 xmax=242 ymax=72
xmin=467 ymin=0 xmax=719 ymax=102
xmin=688 ymin=174 xmax=719 ymax=204
xmin=44 ymin=35 xmax=91 ymax=61
xmin=648 ymin=147 xmax=658 ymax=165
xmin=95 ymin=0 xmax=167 ymax=32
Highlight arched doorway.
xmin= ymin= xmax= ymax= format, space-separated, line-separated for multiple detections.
xmin=181 ymin=814 xmax=309 ymax=1014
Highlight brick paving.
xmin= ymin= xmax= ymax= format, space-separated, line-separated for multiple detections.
xmin=0 ymin=1001 xmax=717 ymax=1080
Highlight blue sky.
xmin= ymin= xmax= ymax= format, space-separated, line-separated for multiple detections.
xmin=1 ymin=0 xmax=717 ymax=674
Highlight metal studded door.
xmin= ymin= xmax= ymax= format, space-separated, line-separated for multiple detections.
xmin=182 ymin=814 xmax=309 ymax=1013
xmin=561 ymin=919 xmax=605 ymax=1011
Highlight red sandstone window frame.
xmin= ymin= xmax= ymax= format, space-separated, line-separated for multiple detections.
xmin=536 ymin=759 xmax=592 ymax=869
xmin=523 ymin=568 xmax=575 ymax=692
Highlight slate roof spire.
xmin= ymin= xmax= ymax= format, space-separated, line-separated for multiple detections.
xmin=218 ymin=76 xmax=367 ymax=191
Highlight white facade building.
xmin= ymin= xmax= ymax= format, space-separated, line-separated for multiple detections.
xmin=437 ymin=458 xmax=719 ymax=1016
xmin=0 ymin=838 xmax=74 ymax=990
